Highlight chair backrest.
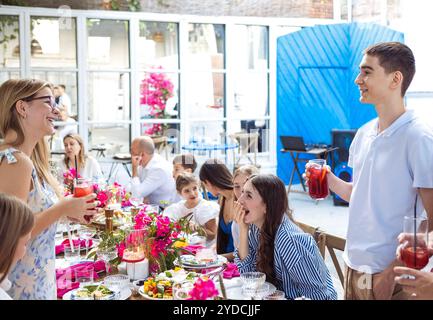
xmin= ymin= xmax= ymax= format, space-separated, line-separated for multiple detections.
xmin=296 ymin=221 xmax=346 ymax=287
xmin=296 ymin=221 xmax=326 ymax=258
xmin=229 ymin=131 xmax=260 ymax=167
xmin=230 ymin=132 xmax=259 ymax=154
xmin=323 ymin=232 xmax=346 ymax=287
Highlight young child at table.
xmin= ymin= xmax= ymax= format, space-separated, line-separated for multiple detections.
xmin=172 ymin=154 xmax=198 ymax=203
xmin=0 ymin=193 xmax=34 ymax=300
xmin=163 ymin=173 xmax=218 ymax=243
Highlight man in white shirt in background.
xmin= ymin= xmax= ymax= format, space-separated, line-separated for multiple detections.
xmin=54 ymin=84 xmax=72 ymax=117
xmin=128 ymin=136 xmax=176 ymax=207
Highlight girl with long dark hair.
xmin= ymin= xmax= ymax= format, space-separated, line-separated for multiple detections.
xmin=235 ymin=174 xmax=337 ymax=300
xmin=199 ymin=159 xmax=235 ymax=258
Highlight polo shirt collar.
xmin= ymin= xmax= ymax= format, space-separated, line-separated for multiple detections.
xmin=368 ymin=109 xmax=416 ymax=138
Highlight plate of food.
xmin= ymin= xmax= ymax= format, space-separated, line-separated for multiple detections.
xmin=63 ymin=284 xmax=131 ymax=300
xmin=176 ymin=254 xmax=227 ymax=269
xmin=137 ymin=269 xmax=199 ymax=300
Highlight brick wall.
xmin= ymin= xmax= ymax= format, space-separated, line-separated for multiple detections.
xmin=4 ymin=0 xmax=334 ymax=18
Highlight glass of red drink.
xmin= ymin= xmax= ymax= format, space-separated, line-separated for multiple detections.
xmin=306 ymin=159 xmax=329 ymax=200
xmin=400 ymin=216 xmax=429 ymax=270
xmin=73 ymin=178 xmax=93 ymax=222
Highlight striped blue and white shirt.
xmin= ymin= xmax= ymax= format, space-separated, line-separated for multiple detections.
xmin=234 ymin=215 xmax=337 ymax=300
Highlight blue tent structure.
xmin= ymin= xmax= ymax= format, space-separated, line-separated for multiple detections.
xmin=276 ymin=23 xmax=404 ymax=184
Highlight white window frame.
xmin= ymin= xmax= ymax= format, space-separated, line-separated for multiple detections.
xmin=1 ymin=4 xmax=348 ymax=170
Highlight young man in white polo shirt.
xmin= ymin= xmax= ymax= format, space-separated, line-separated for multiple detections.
xmin=326 ymin=42 xmax=433 ymax=300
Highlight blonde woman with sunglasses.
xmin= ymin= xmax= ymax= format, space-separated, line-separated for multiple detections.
xmin=0 ymin=79 xmax=97 ymax=300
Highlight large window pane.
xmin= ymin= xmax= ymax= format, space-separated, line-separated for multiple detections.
xmin=140 ymin=123 xmax=180 ymax=154
xmin=88 ymin=123 xmax=130 ymax=154
xmin=87 ymin=19 xmax=129 ymax=69
xmin=138 ymin=21 xmax=178 ymax=69
xmin=230 ymin=72 xmax=268 ymax=118
xmin=0 ymin=15 xmax=20 ymax=68
xmin=232 ymin=25 xmax=268 ymax=71
xmin=0 ymin=71 xmax=20 ymax=83
xmin=31 ymin=71 xmax=77 ymax=117
xmin=88 ymin=72 xmax=130 ymax=121
xmin=187 ymin=23 xmax=224 ymax=70
xmin=31 ymin=16 xmax=76 ymax=68
xmin=139 ymin=72 xmax=179 ymax=120
xmin=185 ymin=72 xmax=224 ymax=119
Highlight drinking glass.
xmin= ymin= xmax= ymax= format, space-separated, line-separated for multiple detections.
xmin=78 ymin=225 xmax=96 ymax=258
xmin=74 ymin=178 xmax=93 ymax=222
xmin=400 ymin=216 xmax=429 ymax=270
xmin=97 ymin=247 xmax=118 ymax=275
xmin=240 ymin=272 xmax=266 ymax=299
xmin=64 ymin=243 xmax=81 ymax=263
xmin=104 ymin=274 xmax=130 ymax=299
xmin=75 ymin=265 xmax=94 ymax=286
xmin=306 ymin=159 xmax=329 ymax=200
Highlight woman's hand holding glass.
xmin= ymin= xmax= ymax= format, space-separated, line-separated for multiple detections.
xmin=57 ymin=193 xmax=99 ymax=224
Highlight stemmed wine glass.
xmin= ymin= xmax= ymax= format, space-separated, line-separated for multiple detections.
xmin=78 ymin=225 xmax=96 ymax=258
xmin=97 ymin=247 xmax=118 ymax=275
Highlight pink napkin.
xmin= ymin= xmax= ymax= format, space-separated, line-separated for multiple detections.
xmin=222 ymin=263 xmax=240 ymax=279
xmin=55 ymin=260 xmax=107 ymax=299
xmin=181 ymin=245 xmax=206 ymax=255
xmin=55 ymin=238 xmax=93 ymax=255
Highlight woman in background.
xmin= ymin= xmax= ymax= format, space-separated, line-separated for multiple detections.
xmin=58 ymin=133 xmax=103 ymax=183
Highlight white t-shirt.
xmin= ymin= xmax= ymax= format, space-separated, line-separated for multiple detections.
xmin=163 ymin=198 xmax=219 ymax=226
xmin=344 ymin=110 xmax=433 ymax=274
xmin=59 ymin=93 xmax=72 ymax=116
xmin=57 ymin=155 xmax=103 ymax=183
xmin=0 ymin=278 xmax=12 ymax=300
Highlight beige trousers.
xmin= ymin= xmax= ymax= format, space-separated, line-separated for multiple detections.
xmin=344 ymin=266 xmax=409 ymax=300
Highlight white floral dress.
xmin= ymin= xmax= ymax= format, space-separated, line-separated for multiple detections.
xmin=0 ymin=148 xmax=58 ymax=300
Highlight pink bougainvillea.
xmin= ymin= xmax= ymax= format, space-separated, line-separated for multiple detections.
xmin=140 ymin=67 xmax=174 ymax=136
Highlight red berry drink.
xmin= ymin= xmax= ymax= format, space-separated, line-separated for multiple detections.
xmin=401 ymin=246 xmax=429 ymax=270
xmin=307 ymin=159 xmax=329 ymax=200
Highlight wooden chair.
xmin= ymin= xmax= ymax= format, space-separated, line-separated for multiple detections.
xmin=296 ymin=221 xmax=346 ymax=287
xmin=323 ymin=232 xmax=346 ymax=287
xmin=229 ymin=131 xmax=260 ymax=170
xmin=151 ymin=136 xmax=168 ymax=160
xmin=296 ymin=221 xmax=326 ymax=258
